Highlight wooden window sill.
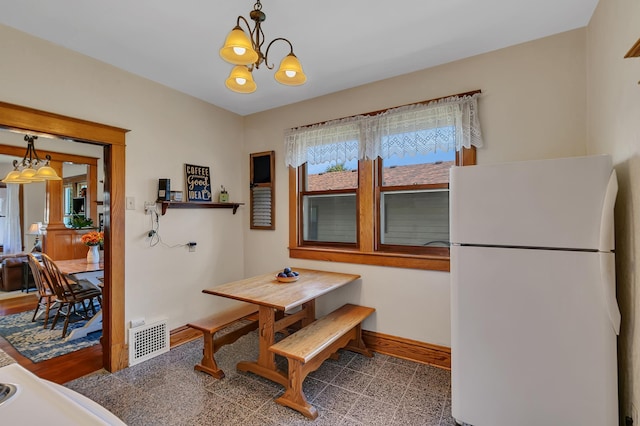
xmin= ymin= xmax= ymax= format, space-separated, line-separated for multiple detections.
xmin=288 ymin=246 xmax=450 ymax=271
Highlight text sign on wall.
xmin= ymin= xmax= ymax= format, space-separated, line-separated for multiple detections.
xmin=185 ymin=164 xmax=212 ymax=202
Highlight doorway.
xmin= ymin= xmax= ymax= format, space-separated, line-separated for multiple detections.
xmin=0 ymin=101 xmax=127 ymax=372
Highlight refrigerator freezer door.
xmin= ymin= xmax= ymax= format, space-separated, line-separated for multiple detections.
xmin=451 ymin=245 xmax=618 ymax=426
xmin=450 ymin=155 xmax=613 ymax=250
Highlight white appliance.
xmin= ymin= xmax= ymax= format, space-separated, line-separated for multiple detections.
xmin=449 ymin=155 xmax=620 ymax=426
xmin=0 ymin=363 xmax=125 ymax=425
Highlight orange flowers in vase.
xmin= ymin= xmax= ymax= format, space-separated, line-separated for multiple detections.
xmin=81 ymin=231 xmax=104 ymax=246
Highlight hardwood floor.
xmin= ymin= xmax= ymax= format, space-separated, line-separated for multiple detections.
xmin=0 ymin=293 xmax=103 ymax=384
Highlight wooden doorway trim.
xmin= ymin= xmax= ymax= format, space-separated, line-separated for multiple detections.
xmin=0 ymin=101 xmax=128 ymax=372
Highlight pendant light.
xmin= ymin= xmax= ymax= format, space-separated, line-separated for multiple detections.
xmin=220 ymin=0 xmax=307 ymax=93
xmin=1 ymin=135 xmax=62 ymax=184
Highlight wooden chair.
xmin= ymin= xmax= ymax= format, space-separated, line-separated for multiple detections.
xmin=27 ymin=253 xmax=57 ymax=328
xmin=40 ymin=253 xmax=102 ymax=339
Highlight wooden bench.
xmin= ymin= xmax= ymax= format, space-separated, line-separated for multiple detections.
xmin=187 ymin=304 xmax=258 ymax=379
xmin=269 ymin=303 xmax=375 ymax=419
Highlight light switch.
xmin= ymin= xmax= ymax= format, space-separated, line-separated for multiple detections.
xmin=126 ymin=197 xmax=135 ymax=210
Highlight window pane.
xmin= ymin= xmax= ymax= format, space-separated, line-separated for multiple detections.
xmin=303 ymin=193 xmax=356 ymax=243
xmin=306 ymin=159 xmax=358 ymax=191
xmin=380 ymin=190 xmax=449 ymax=247
xmin=381 ymin=150 xmax=455 ymax=187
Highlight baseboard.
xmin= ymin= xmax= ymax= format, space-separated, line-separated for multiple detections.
xmin=362 ymin=330 xmax=451 ymax=369
xmin=170 ymin=325 xmax=202 ymax=348
xmin=170 ymin=324 xmax=450 ymax=370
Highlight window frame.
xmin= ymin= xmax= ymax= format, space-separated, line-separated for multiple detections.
xmin=289 ymin=147 xmax=476 ymax=271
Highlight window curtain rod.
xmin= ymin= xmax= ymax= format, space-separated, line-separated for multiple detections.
xmin=297 ymin=89 xmax=482 ymax=129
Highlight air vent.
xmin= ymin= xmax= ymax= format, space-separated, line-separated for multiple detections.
xmin=128 ymin=319 xmax=169 ymax=366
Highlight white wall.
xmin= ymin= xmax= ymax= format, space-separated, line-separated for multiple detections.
xmin=243 ymin=29 xmax=588 ymax=347
xmin=587 ymin=0 xmax=640 ymax=420
xmin=0 ymin=24 xmax=247 ymax=331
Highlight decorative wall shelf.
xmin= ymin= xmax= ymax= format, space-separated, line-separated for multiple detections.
xmin=158 ymin=201 xmax=244 ymax=215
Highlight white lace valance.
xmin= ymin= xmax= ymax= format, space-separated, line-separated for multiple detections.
xmin=284 ymin=93 xmax=483 ymax=168
xmin=284 ymin=116 xmax=364 ymax=168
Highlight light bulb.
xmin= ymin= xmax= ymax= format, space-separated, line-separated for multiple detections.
xmin=233 ymin=47 xmax=246 ymax=56
xmin=235 ymin=77 xmax=247 ymax=85
xmin=285 ymin=70 xmax=297 ymax=78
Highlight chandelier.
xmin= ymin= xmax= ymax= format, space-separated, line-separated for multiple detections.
xmin=220 ymin=0 xmax=307 ymax=93
xmin=1 ymin=135 xmax=61 ymax=183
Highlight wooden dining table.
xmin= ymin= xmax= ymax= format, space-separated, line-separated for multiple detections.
xmin=54 ymin=258 xmax=104 ymax=342
xmin=203 ymin=268 xmax=361 ymax=386
xmin=55 ymin=258 xmax=104 ymax=276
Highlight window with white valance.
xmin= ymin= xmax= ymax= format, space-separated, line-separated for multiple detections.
xmin=286 ymin=91 xmax=482 ymax=271
xmin=284 ymin=93 xmax=482 ymax=168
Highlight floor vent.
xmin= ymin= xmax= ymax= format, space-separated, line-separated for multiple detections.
xmin=128 ymin=319 xmax=169 ymax=366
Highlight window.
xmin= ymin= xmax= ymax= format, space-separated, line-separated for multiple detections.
xmin=378 ymin=149 xmax=455 ymax=256
xmin=287 ymin=92 xmax=482 ymax=271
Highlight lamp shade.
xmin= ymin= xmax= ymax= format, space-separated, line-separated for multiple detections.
xmin=1 ymin=170 xmax=28 ymax=183
xmin=19 ymin=167 xmax=44 ymax=182
xmin=27 ymin=222 xmax=42 ymax=235
xmin=35 ymin=165 xmax=62 ymax=180
xmin=225 ymin=66 xmax=257 ymax=93
xmin=219 ymin=26 xmax=259 ymax=65
xmin=274 ymin=53 xmax=306 ymax=86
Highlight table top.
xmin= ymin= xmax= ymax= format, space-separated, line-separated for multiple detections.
xmin=203 ymin=268 xmax=361 ymax=311
xmin=54 ymin=258 xmax=104 ymax=276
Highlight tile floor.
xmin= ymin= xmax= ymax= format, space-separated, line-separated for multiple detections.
xmin=65 ymin=330 xmax=457 ymax=425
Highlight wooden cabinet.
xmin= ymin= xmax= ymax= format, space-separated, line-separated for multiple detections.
xmin=43 ymin=227 xmax=94 ymax=261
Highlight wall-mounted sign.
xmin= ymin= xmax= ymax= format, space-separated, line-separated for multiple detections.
xmin=185 ymin=164 xmax=212 ymax=202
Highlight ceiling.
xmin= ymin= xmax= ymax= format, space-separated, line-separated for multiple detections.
xmin=0 ymin=0 xmax=598 ymax=116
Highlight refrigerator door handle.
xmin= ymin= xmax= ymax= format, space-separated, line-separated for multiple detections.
xmin=600 ymin=252 xmax=621 ymax=334
xmin=599 ymin=170 xmax=618 ymax=252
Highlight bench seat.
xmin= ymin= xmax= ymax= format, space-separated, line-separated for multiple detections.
xmin=269 ymin=303 xmax=375 ymax=418
xmin=187 ymin=303 xmax=258 ymax=379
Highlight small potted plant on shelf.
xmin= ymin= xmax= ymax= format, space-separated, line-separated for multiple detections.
xmin=70 ymin=214 xmax=94 ymax=229
xmin=219 ymin=185 xmax=229 ymax=203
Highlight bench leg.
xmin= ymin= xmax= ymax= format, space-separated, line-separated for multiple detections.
xmin=195 ymin=321 xmax=259 ymax=380
xmin=345 ymin=324 xmax=374 ymax=358
xmin=275 ymin=359 xmax=318 ymax=420
xmin=195 ymin=331 xmax=225 ymax=379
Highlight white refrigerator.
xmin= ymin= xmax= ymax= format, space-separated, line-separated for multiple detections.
xmin=449 ymin=155 xmax=620 ymax=426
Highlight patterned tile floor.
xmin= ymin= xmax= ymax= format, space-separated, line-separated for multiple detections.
xmin=65 ymin=331 xmax=457 ymax=425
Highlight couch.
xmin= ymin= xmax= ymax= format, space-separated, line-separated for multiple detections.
xmin=0 ymin=253 xmax=33 ymax=292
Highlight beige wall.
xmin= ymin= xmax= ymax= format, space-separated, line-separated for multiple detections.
xmin=243 ymin=28 xmax=588 ymax=347
xmin=587 ymin=0 xmax=640 ymax=421
xmin=0 ymin=23 xmax=247 ymax=331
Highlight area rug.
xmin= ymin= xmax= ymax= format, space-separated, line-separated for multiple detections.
xmin=0 ymin=311 xmax=101 ymax=363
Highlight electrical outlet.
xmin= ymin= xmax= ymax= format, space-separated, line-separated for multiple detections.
xmin=144 ymin=202 xmax=156 ymax=215
xmin=188 ymin=241 xmax=196 ymax=252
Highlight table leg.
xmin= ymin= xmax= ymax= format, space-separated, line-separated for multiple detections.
xmin=237 ymin=305 xmax=287 ymax=386
xmin=301 ymin=300 xmax=315 ymax=327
